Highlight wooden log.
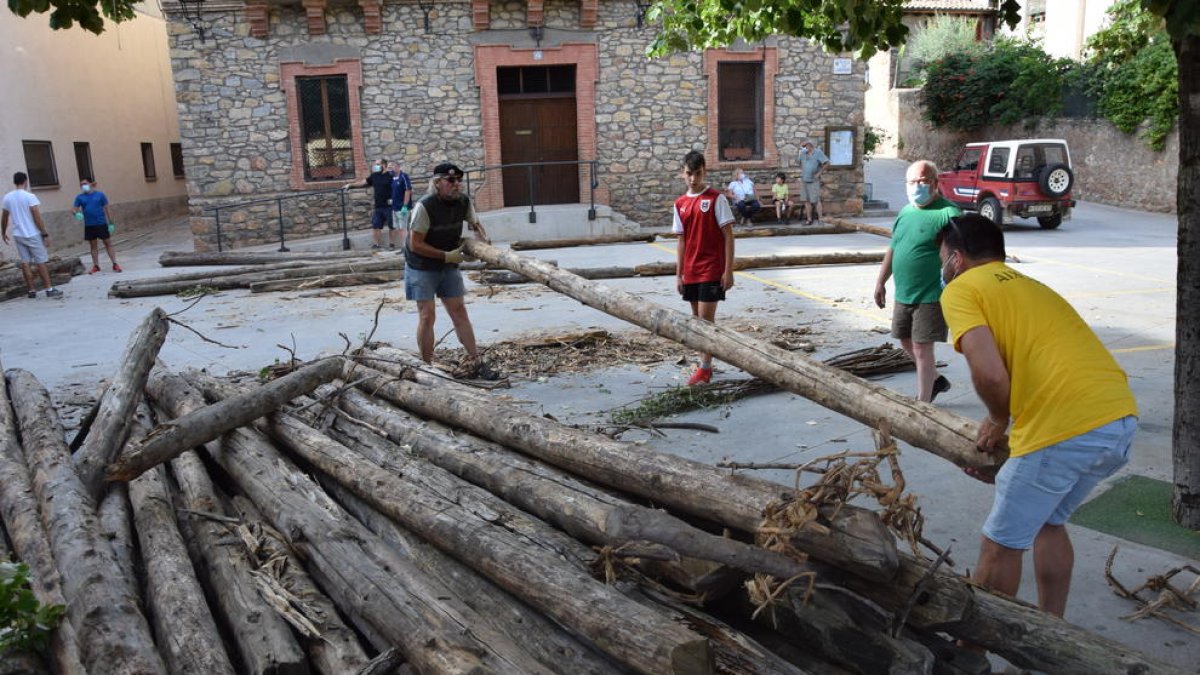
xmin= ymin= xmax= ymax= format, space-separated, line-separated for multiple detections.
xmin=189 ymin=376 xmax=714 ymax=674
xmin=165 ymin=445 xmax=309 ymax=675
xmin=229 ymin=495 xmax=371 ymax=675
xmin=159 ymin=250 xmax=378 ymax=266
xmin=1 ymin=258 xmax=85 ymax=301
xmin=477 ymin=266 xmax=644 ymax=284
xmin=509 ymin=232 xmax=657 ymax=250
xmin=98 ymin=483 xmax=140 ymax=607
xmin=249 ymin=269 xmax=404 ymax=293
xmin=353 ymin=351 xmax=898 ymax=582
xmin=660 ymin=225 xmax=852 ymax=239
xmin=476 ymin=252 xmax=885 ymax=284
xmin=109 ymin=258 xmax=403 ymax=298
xmin=327 ymin=381 xmax=815 ymax=582
xmin=129 ymin=463 xmax=237 ymax=675
xmin=460 ymin=240 xmax=996 ymax=470
xmin=145 ymin=372 xmax=560 ymax=674
xmin=824 ymin=217 xmax=893 ymax=239
xmin=4 ymin=368 xmax=166 ymax=675
xmin=106 ymin=357 xmax=343 ymax=483
xmin=0 ymin=360 xmax=86 ymax=675
xmin=74 ymin=307 xmax=170 ymax=500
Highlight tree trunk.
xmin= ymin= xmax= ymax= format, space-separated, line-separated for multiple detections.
xmin=660 ymin=224 xmax=851 ymax=239
xmin=158 ymin=250 xmax=378 ymax=266
xmin=107 ymin=357 xmax=343 ymax=483
xmin=249 ymin=269 xmax=403 ymax=293
xmin=460 ymin=241 xmax=997 ymax=471
xmin=109 ymin=259 xmax=403 ymax=298
xmin=1173 ymin=33 xmax=1200 ymax=528
xmin=165 ymin=447 xmax=309 ymax=675
xmin=632 ymin=252 xmax=886 ymax=277
xmin=0 ymin=258 xmax=84 ymax=301
xmin=353 ymin=351 xmax=900 ymax=582
xmin=510 ymin=232 xmax=657 ymax=249
xmin=198 ymin=379 xmax=715 ymax=675
xmin=327 ymin=383 xmax=814 ymax=581
xmin=0 ymin=360 xmax=86 ymax=675
xmin=98 ymin=483 xmax=140 ymax=607
xmin=4 ymin=368 xmax=166 ymax=675
xmin=129 ymin=464 xmax=237 ymax=675
xmin=823 ymin=217 xmax=893 ymax=239
xmin=73 ymin=307 xmax=169 ymax=500
xmin=146 ymin=371 xmax=561 ymax=674
xmin=229 ymin=496 xmax=371 ymax=675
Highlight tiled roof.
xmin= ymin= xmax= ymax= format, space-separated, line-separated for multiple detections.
xmin=905 ymin=0 xmax=997 ymax=11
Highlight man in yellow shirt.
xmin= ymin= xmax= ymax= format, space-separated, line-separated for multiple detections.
xmin=938 ymin=213 xmax=1137 ymax=618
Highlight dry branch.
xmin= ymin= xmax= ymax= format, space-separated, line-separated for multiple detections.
xmin=249 ymin=269 xmax=403 ymax=293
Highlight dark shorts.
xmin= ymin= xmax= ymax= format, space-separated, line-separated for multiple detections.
xmin=891 ymin=301 xmax=948 ymax=343
xmin=371 ymin=207 xmax=394 ymax=230
xmin=84 ymin=225 xmax=110 ymax=241
xmin=681 ymin=281 xmax=725 ymax=303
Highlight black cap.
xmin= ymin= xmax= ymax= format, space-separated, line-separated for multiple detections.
xmin=433 ymin=163 xmax=463 ymax=179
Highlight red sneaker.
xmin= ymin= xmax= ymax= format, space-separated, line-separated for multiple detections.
xmin=89 ymin=265 xmax=100 ymax=274
xmin=112 ymin=263 xmax=123 ymax=272
xmin=687 ymin=366 xmax=713 ymax=386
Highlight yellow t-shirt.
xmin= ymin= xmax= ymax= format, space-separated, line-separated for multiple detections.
xmin=771 ymin=183 xmax=789 ymax=200
xmin=941 ymin=262 xmax=1137 ymax=457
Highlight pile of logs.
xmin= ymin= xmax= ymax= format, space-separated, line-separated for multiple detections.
xmin=0 ymin=304 xmax=1185 ymax=674
xmin=1 ymin=257 xmax=85 ymax=301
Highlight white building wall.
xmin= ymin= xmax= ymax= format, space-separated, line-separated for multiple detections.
xmin=0 ymin=2 xmax=186 ymax=253
xmin=1043 ymin=0 xmax=1117 ymax=60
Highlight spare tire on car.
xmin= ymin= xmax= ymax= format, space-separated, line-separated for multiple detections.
xmin=1037 ymin=163 xmax=1073 ymax=197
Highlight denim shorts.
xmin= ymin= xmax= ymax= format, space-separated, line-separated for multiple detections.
xmin=404 ymin=264 xmax=465 ymax=301
xmin=371 ymin=207 xmax=394 ymax=230
xmin=983 ymin=415 xmax=1136 ymax=550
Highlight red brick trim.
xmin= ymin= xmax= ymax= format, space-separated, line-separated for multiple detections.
xmin=359 ymin=0 xmax=382 ymax=34
xmin=472 ymin=0 xmax=489 ymax=30
xmin=527 ymin=0 xmax=544 ymax=27
xmin=473 ymin=44 xmax=602 ymax=212
xmin=245 ymin=1 xmax=269 ymax=38
xmin=579 ymin=0 xmax=598 ymax=28
xmin=704 ymin=47 xmax=780 ymax=172
xmin=280 ymin=59 xmax=366 ymax=190
xmin=302 ymin=0 xmax=327 ymax=36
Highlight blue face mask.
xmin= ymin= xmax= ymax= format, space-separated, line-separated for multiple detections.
xmin=908 ymin=183 xmax=933 ymax=207
xmin=372 ymin=165 xmax=382 ymax=173
xmin=940 ymin=254 xmax=958 ymax=289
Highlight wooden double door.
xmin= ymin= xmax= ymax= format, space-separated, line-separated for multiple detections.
xmin=499 ymin=95 xmax=580 ymax=207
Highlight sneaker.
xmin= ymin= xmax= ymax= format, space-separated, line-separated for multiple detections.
xmin=27 ymin=290 xmax=37 ymax=299
xmin=388 ymin=243 xmax=396 ymax=250
xmin=89 ymin=265 xmax=101 ymax=274
xmin=930 ymin=375 xmax=952 ymax=402
xmin=45 ymin=288 xmax=63 ymax=298
xmin=687 ymin=366 xmax=713 ymax=386
xmin=112 ymin=263 xmax=122 ymax=272
xmin=371 ymin=244 xmax=381 ymax=250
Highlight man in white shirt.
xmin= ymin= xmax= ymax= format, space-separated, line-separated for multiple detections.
xmin=725 ymin=168 xmax=760 ymax=225
xmin=2 ymin=172 xmax=62 ymax=298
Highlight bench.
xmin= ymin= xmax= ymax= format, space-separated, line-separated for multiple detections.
xmin=727 ymin=181 xmax=806 ymax=224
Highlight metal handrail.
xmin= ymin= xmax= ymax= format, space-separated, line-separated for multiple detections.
xmin=201 ymin=159 xmax=600 ymax=252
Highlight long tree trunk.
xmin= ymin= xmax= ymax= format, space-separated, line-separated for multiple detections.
xmin=4 ymin=369 xmax=166 ymax=675
xmin=74 ymin=307 xmax=169 ymax=500
xmin=478 ymin=253 xmax=885 ymax=284
xmin=0 ymin=258 xmax=84 ymax=301
xmin=461 ymin=241 xmax=996 ymax=470
xmin=158 ymin=250 xmax=377 ymax=266
xmin=107 ymin=357 xmax=343 ymax=483
xmin=249 ymin=269 xmax=403 ymax=293
xmin=824 ymin=217 xmax=893 ymax=239
xmin=146 ymin=371 xmax=562 ymax=674
xmin=1173 ymin=34 xmax=1200 ymax=528
xmin=0 ymin=360 xmax=86 ymax=675
xmin=98 ymin=483 xmax=140 ymax=608
xmin=660 ymin=224 xmax=852 ymax=239
xmin=510 ymin=232 xmax=657 ymax=249
xmin=109 ymin=259 xmax=403 ymax=298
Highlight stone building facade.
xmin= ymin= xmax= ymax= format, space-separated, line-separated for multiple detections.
xmin=165 ymin=0 xmax=866 ymax=250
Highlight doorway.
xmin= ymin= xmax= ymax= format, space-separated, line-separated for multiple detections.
xmin=498 ymin=65 xmax=579 ymax=207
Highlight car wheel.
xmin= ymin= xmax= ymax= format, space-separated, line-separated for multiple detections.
xmin=1037 ymin=214 xmax=1063 ymax=229
xmin=1038 ymin=163 xmax=1074 ymax=197
xmin=978 ymin=196 xmax=1003 ymax=227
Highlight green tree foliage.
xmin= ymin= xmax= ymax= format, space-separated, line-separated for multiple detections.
xmin=6 ymin=0 xmax=137 ymax=34
xmin=907 ymin=15 xmax=985 ymax=71
xmin=1100 ymin=38 xmax=1179 ymax=150
xmin=0 ymin=561 xmax=65 ymax=654
xmin=921 ymin=39 xmax=1068 ymax=131
xmin=1085 ymin=0 xmax=1163 ymax=64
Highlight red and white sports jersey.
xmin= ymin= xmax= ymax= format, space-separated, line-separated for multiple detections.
xmin=672 ymin=187 xmax=734 ymax=284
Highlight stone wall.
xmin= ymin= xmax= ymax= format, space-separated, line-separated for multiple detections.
xmin=894 ymin=89 xmax=1179 ymax=213
xmin=169 ymin=0 xmax=866 ymax=249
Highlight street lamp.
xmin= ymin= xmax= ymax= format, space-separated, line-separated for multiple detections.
xmin=177 ymin=0 xmax=208 ymax=43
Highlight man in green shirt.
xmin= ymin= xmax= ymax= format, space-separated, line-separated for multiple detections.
xmin=873 ymin=160 xmax=961 ymax=402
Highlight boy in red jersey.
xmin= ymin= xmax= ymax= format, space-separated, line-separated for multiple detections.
xmin=673 ymin=150 xmax=736 ymax=385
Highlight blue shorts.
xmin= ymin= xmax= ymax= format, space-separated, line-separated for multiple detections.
xmin=404 ymin=264 xmax=466 ymax=302
xmin=371 ymin=207 xmax=394 ymax=230
xmin=983 ymin=415 xmax=1136 ymax=550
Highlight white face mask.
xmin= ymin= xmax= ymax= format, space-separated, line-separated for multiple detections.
xmin=81 ymin=184 xmax=92 ymax=192
xmin=372 ymin=165 xmax=382 ymax=173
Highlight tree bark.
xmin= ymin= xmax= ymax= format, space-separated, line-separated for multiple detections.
xmin=249 ymin=269 xmax=403 ymax=293
xmin=109 ymin=259 xmax=403 ymax=298
xmin=510 ymin=232 xmax=658 ymax=249
xmin=229 ymin=496 xmax=371 ymax=675
xmin=4 ymin=368 xmax=166 ymax=675
xmin=129 ymin=464 xmax=237 ymax=675
xmin=660 ymin=225 xmax=852 ymax=239
xmin=189 ymin=375 xmax=714 ymax=675
xmin=0 ymin=360 xmax=86 ymax=675
xmin=1173 ymin=33 xmax=1200 ymax=528
xmin=353 ymin=351 xmax=899 ymax=582
xmin=460 ymin=241 xmax=998 ymax=470
xmin=73 ymin=307 xmax=169 ymax=500
xmin=165 ymin=446 xmax=308 ymax=675
xmin=146 ymin=371 xmax=560 ymax=674
xmin=107 ymin=357 xmax=343 ymax=483
xmin=98 ymin=483 xmax=140 ymax=608
xmin=158 ymin=250 xmax=378 ymax=266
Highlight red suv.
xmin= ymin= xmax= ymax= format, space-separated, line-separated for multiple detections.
xmin=938 ymin=139 xmax=1075 ymax=229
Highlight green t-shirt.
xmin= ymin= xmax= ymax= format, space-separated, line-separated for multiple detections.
xmin=890 ymin=196 xmax=961 ymax=305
